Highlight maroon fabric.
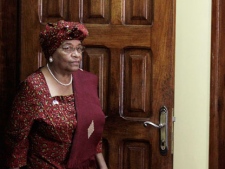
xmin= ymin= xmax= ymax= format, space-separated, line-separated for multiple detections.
xmin=67 ymin=70 xmax=105 ymax=169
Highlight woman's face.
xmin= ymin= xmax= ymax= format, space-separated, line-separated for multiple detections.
xmin=51 ymin=39 xmax=84 ymax=73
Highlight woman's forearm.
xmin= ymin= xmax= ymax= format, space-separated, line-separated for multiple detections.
xmin=96 ymin=153 xmax=108 ymax=169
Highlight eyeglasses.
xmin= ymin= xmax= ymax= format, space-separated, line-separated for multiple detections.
xmin=60 ymin=45 xmax=85 ymax=54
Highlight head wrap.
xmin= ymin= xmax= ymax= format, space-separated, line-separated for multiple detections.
xmin=39 ymin=20 xmax=89 ymax=60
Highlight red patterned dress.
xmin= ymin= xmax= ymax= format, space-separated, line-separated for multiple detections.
xmin=5 ymin=69 xmax=102 ymax=168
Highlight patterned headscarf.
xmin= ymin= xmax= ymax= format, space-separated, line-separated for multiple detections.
xmin=39 ymin=20 xmax=89 ymax=60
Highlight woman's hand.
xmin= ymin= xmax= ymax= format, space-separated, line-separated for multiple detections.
xmin=95 ymin=153 xmax=108 ymax=169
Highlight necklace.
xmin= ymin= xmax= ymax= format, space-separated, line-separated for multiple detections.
xmin=47 ymin=63 xmax=72 ymax=86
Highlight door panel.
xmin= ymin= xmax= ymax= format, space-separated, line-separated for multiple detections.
xmin=83 ymin=47 xmax=109 ymax=113
xmin=123 ymin=48 xmax=152 ymax=118
xmin=20 ymin=0 xmax=175 ymax=168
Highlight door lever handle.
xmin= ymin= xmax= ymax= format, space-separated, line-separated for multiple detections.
xmin=143 ymin=106 xmax=168 ymax=155
xmin=144 ymin=121 xmax=165 ymax=128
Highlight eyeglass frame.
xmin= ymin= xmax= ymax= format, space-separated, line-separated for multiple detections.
xmin=60 ymin=44 xmax=85 ymax=54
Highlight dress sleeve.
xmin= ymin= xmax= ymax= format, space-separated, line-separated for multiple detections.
xmin=4 ymin=81 xmax=36 ymax=168
xmin=96 ymin=139 xmax=103 ymax=153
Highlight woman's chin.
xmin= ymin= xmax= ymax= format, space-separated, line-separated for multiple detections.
xmin=70 ymin=66 xmax=80 ymax=72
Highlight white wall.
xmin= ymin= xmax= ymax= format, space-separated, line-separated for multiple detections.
xmin=174 ymin=0 xmax=211 ymax=168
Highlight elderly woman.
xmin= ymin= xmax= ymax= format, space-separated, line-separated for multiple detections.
xmin=4 ymin=20 xmax=107 ymax=169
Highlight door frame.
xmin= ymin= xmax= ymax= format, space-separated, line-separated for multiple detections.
xmin=209 ymin=0 xmax=224 ymax=168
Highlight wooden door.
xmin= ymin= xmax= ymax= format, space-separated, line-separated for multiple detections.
xmin=20 ymin=0 xmax=175 ymax=168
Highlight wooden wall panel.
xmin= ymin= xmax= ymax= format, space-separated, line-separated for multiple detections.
xmin=0 ymin=0 xmax=18 ymax=167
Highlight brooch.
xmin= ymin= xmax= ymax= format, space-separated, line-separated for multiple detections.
xmin=52 ymin=100 xmax=59 ymax=105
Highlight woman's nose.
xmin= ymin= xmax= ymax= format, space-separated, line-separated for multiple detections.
xmin=71 ymin=50 xmax=80 ymax=57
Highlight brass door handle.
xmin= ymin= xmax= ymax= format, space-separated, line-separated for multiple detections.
xmin=144 ymin=106 xmax=168 ymax=155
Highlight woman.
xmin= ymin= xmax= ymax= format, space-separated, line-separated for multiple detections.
xmin=4 ymin=20 xmax=108 ymax=169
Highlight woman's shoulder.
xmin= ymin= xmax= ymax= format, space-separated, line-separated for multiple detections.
xmin=19 ymin=69 xmax=45 ymax=90
xmin=13 ymin=69 xmax=50 ymax=102
xmin=24 ymin=69 xmax=43 ymax=82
